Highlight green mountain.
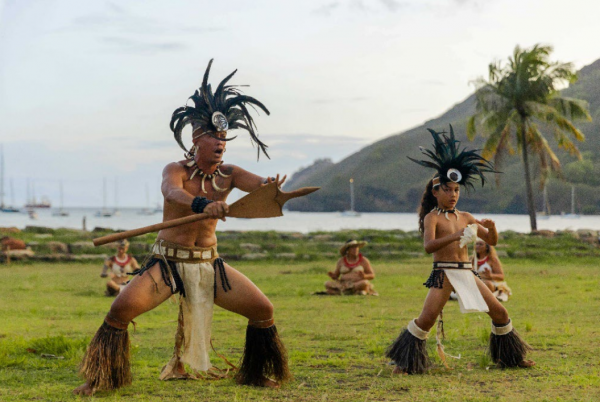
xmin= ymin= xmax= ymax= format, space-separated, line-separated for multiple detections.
xmin=284 ymin=59 xmax=600 ymax=214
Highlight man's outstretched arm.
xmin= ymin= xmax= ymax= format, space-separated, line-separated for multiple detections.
xmin=231 ymin=165 xmax=286 ymax=193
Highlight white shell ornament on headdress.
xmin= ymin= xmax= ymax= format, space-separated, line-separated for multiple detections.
xmin=212 ymin=112 xmax=229 ymax=131
xmin=447 ymin=168 xmax=462 ymax=183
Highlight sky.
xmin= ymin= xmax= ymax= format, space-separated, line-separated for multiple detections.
xmin=1 ymin=0 xmax=600 ymax=208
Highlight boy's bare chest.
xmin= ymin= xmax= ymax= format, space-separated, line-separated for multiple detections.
xmin=436 ymin=215 xmax=468 ymax=237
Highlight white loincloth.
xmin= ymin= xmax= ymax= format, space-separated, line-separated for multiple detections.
xmin=160 ymin=260 xmax=215 ymax=379
xmin=444 ymin=269 xmax=488 ymax=313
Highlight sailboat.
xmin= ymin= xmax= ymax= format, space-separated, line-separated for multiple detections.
xmin=52 ymin=181 xmax=69 ymax=217
xmin=154 ymin=184 xmax=163 ymax=213
xmin=113 ymin=177 xmax=121 ymax=216
xmin=341 ymin=178 xmax=360 ymax=217
xmin=537 ymin=185 xmax=551 ymax=220
xmin=96 ymin=178 xmax=114 ymax=217
xmin=0 ymin=146 xmax=19 ymax=213
xmin=561 ymin=186 xmax=580 ymax=219
xmin=25 ymin=179 xmax=34 ymax=217
xmin=25 ymin=180 xmax=51 ymax=208
xmin=28 ymin=209 xmax=39 ymax=220
xmin=138 ymin=183 xmax=155 ymax=215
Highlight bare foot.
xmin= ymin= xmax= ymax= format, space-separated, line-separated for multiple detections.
xmin=236 ymin=376 xmax=280 ymax=388
xmin=518 ymin=359 xmax=536 ymax=368
xmin=72 ymin=382 xmax=95 ymax=396
xmin=261 ymin=377 xmax=280 ymax=388
xmin=392 ymin=366 xmax=408 ymax=375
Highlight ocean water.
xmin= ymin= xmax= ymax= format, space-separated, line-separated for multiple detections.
xmin=1 ymin=208 xmax=598 ymax=234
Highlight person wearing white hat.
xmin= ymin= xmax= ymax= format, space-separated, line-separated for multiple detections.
xmin=325 ymin=240 xmax=376 ymax=295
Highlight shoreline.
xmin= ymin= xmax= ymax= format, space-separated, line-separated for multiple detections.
xmin=1 ymin=210 xmax=599 ymax=234
xmin=2 ymin=225 xmax=599 ymax=264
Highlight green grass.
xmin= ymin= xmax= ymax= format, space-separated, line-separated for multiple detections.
xmin=1 ymin=255 xmax=599 ymax=401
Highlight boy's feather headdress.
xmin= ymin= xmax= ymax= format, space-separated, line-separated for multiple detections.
xmin=408 ymin=125 xmax=497 ymax=189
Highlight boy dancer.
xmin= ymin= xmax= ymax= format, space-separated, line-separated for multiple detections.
xmin=74 ymin=60 xmax=290 ymax=395
xmin=386 ymin=126 xmax=534 ymax=374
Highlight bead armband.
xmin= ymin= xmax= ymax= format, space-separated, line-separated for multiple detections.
xmin=191 ymin=196 xmax=214 ymax=213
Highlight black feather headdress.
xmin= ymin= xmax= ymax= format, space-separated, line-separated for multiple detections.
xmin=170 ymin=59 xmax=270 ymax=159
xmin=408 ymin=125 xmax=496 ymax=189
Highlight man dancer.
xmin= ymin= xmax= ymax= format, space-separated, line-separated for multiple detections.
xmin=74 ymin=60 xmax=290 ymax=395
xmin=386 ymin=126 xmax=534 ymax=374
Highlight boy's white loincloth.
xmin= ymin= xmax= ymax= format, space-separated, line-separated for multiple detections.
xmin=444 ymin=269 xmax=489 ymax=313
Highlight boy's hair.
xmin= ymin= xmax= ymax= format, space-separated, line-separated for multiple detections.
xmin=418 ymin=177 xmax=438 ymax=235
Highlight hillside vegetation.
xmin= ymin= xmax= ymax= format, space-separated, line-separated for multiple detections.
xmin=284 ymin=59 xmax=600 ymax=214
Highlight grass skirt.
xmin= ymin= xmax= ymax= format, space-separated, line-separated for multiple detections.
xmin=79 ymin=321 xmax=132 ymax=390
xmin=489 ymin=325 xmax=532 ymax=368
xmin=385 ymin=328 xmax=431 ymax=374
xmin=235 ymin=325 xmax=291 ymax=385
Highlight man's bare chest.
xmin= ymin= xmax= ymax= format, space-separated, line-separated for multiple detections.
xmin=184 ymin=177 xmax=232 ymax=201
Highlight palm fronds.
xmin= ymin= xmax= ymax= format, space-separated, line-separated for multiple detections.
xmin=469 ymin=44 xmax=591 ymax=184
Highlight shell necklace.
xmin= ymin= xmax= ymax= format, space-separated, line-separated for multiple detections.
xmin=186 ymin=160 xmax=231 ymax=194
xmin=432 ymin=206 xmax=460 ymax=221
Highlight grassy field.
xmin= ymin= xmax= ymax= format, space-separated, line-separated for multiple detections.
xmin=1 ymin=254 xmax=599 ymax=401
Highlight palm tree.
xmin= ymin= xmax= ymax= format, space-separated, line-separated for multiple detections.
xmin=467 ymin=44 xmax=591 ymax=231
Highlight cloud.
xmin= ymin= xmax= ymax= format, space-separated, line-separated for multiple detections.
xmin=310 ymin=96 xmax=369 ymax=104
xmin=450 ymin=0 xmax=485 ymax=9
xmin=102 ymin=36 xmax=187 ymax=53
xmin=311 ymin=2 xmax=340 ymax=17
xmin=350 ymin=0 xmax=369 ymax=11
xmin=105 ymin=1 xmax=126 ymax=15
xmin=421 ymin=79 xmax=446 ymax=86
xmin=312 ymin=0 xmax=408 ymax=15
xmin=137 ymin=140 xmax=173 ymax=150
xmin=62 ymin=3 xmax=224 ymax=37
xmin=378 ymin=0 xmax=404 ymax=12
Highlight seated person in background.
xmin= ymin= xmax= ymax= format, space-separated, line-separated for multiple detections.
xmin=101 ymin=240 xmax=139 ymax=296
xmin=1 ymin=236 xmax=27 ymax=251
xmin=475 ymin=239 xmax=512 ymax=302
xmin=325 ymin=240 xmax=377 ymax=295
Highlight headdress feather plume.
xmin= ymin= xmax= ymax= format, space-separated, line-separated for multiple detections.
xmin=170 ymin=59 xmax=270 ymax=159
xmin=408 ymin=125 xmax=497 ymax=189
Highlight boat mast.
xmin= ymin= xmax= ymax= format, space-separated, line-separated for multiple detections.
xmin=10 ymin=179 xmax=15 ymax=207
xmin=114 ymin=177 xmax=119 ymax=213
xmin=146 ymin=183 xmax=150 ymax=210
xmin=60 ymin=180 xmax=64 ymax=211
xmin=0 ymin=144 xmax=4 ymax=209
xmin=103 ymin=177 xmax=108 ymax=213
xmin=349 ymin=178 xmax=355 ymax=212
xmin=543 ymin=185 xmax=551 ymax=215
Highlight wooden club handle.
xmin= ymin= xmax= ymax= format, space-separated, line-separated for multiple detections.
xmin=92 ymin=212 xmax=209 ymax=246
